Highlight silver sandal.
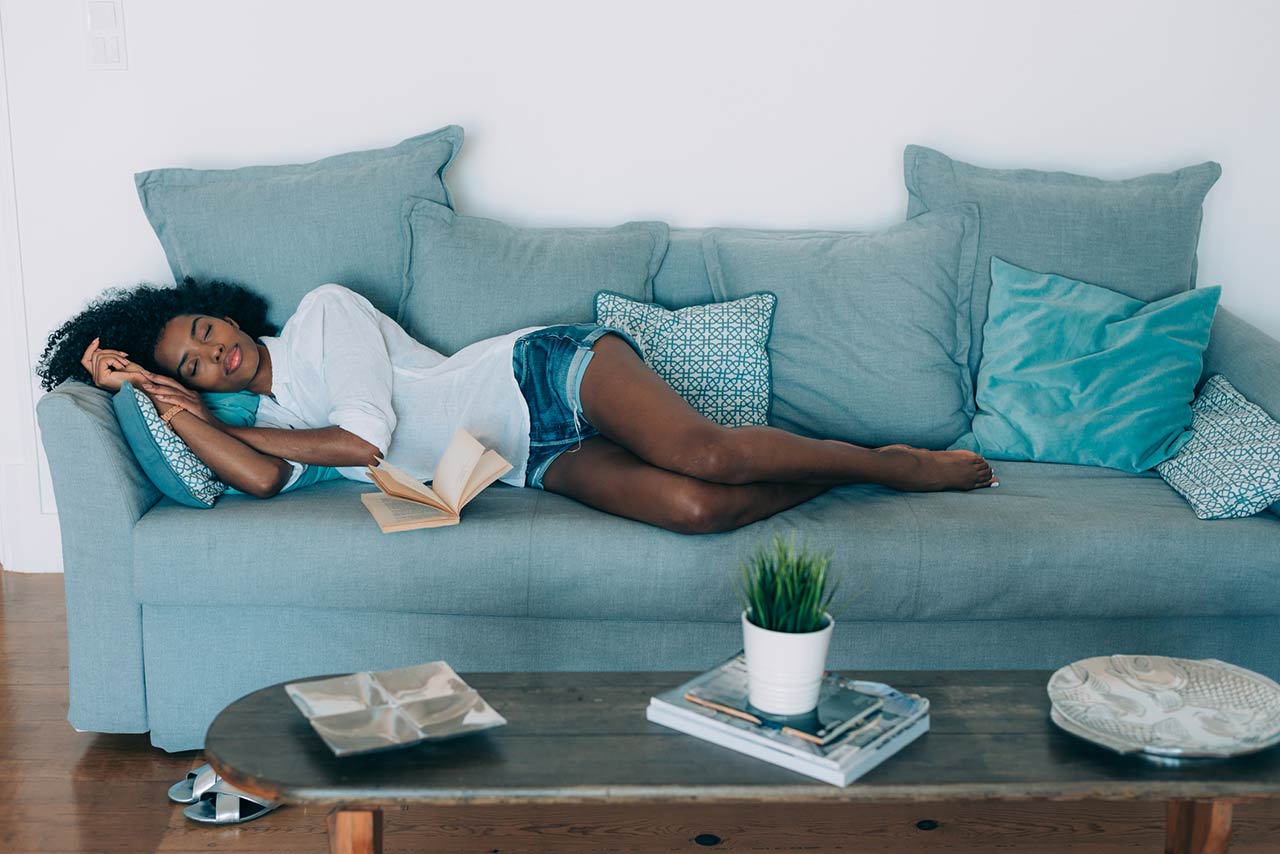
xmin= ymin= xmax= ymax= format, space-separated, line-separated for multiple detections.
xmin=182 ymin=779 xmax=281 ymax=824
xmin=167 ymin=763 xmax=219 ymax=804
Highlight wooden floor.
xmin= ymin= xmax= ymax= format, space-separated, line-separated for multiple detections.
xmin=2 ymin=571 xmax=1279 ymax=854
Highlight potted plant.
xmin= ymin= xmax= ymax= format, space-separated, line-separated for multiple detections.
xmin=736 ymin=535 xmax=839 ymax=715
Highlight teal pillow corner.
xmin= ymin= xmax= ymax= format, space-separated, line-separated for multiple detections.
xmin=966 ymin=257 xmax=1221 ymax=472
xmin=112 ymin=381 xmax=225 ymax=508
xmin=593 ymin=289 xmax=777 ymax=427
xmin=399 ymin=198 xmax=670 ymax=354
xmin=135 ymin=125 xmax=463 ymax=328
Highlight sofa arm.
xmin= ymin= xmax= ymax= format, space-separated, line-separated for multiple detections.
xmin=1201 ymin=308 xmax=1280 ymax=518
xmin=36 ymin=380 xmax=160 ymax=733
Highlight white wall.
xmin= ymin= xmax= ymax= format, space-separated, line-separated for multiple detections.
xmin=2 ymin=0 xmax=1278 ymax=571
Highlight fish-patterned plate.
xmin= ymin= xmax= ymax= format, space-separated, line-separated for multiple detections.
xmin=1047 ymin=655 xmax=1280 ymax=758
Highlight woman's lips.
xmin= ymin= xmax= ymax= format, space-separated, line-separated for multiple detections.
xmin=225 ymin=345 xmax=241 ymax=375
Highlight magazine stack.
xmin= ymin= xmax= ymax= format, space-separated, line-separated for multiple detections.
xmin=646 ymin=653 xmax=929 ymax=787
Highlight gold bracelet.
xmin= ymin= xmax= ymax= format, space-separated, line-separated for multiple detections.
xmin=160 ymin=403 xmax=186 ymax=426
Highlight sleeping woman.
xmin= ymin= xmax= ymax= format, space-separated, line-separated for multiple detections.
xmin=36 ymin=279 xmax=996 ymax=533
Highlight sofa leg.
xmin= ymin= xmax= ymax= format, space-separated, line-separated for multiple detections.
xmin=328 ymin=807 xmax=383 ymax=854
xmin=1166 ymin=799 xmax=1234 ymax=854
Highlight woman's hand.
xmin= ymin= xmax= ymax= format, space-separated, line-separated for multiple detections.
xmin=80 ymin=337 xmax=156 ymax=392
xmin=140 ymin=375 xmax=217 ymax=426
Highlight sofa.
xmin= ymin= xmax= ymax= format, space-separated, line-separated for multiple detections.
xmin=36 ymin=221 xmax=1280 ymax=752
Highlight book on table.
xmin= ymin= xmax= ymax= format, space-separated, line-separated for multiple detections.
xmin=646 ymin=653 xmax=930 ymax=787
xmin=360 ymin=428 xmax=512 ymax=533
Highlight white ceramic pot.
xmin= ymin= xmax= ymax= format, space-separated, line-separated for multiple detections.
xmin=741 ymin=609 xmax=834 ymax=715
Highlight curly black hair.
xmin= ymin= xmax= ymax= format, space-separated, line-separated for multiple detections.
xmin=35 ymin=278 xmax=278 ymax=392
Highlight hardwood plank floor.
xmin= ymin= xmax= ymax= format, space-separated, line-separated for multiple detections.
xmin=2 ymin=570 xmax=1278 ymax=853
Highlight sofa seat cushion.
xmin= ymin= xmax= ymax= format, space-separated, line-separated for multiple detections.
xmin=133 ymin=463 xmax=1280 ymax=622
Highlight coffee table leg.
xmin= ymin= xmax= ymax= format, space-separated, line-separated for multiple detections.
xmin=327 ymin=807 xmax=383 ymax=854
xmin=1166 ymin=799 xmax=1233 ymax=854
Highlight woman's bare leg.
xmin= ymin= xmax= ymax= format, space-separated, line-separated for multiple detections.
xmin=540 ymin=436 xmax=832 ymax=534
xmin=579 ymin=334 xmax=996 ymax=490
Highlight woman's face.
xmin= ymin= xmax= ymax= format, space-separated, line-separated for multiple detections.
xmin=153 ymin=314 xmax=260 ymax=392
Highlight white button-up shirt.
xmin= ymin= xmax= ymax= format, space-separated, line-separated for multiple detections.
xmin=254 ymin=284 xmax=543 ymax=488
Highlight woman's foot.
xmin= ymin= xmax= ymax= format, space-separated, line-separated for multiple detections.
xmin=874 ymin=445 xmax=997 ymax=491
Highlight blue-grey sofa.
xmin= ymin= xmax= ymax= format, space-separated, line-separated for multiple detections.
xmin=36 ymin=230 xmax=1280 ymax=752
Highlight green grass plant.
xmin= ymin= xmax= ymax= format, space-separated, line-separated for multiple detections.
xmin=737 ymin=534 xmax=838 ymax=634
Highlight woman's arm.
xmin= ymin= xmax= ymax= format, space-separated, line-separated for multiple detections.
xmin=220 ymin=424 xmax=380 ymax=468
xmin=164 ymin=410 xmax=294 ymax=498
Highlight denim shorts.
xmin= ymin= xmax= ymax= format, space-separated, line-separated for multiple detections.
xmin=512 ymin=322 xmax=642 ymax=489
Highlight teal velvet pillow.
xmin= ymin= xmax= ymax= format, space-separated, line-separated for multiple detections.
xmin=399 ymin=199 xmax=669 ymax=355
xmin=956 ymin=258 xmax=1221 ymax=472
xmin=112 ymin=382 xmax=341 ymax=506
xmin=1155 ymin=375 xmax=1280 ymax=519
xmin=904 ymin=145 xmax=1221 ymax=379
xmin=136 ymin=125 xmax=463 ymax=327
xmin=701 ymin=205 xmax=979 ymax=449
xmin=594 ymin=291 xmax=776 ymax=427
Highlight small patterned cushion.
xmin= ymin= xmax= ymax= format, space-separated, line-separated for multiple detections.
xmin=595 ymin=291 xmax=776 ymax=427
xmin=112 ymin=381 xmax=226 ymax=508
xmin=1156 ymin=375 xmax=1280 ymax=520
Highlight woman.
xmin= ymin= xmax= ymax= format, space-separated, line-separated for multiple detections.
xmin=37 ymin=279 xmax=996 ymax=533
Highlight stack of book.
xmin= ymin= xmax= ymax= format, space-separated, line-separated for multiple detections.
xmin=646 ymin=653 xmax=929 ymax=786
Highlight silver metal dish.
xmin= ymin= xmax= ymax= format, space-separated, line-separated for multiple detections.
xmin=285 ymin=661 xmax=506 ymax=757
xmin=1047 ymin=655 xmax=1280 ymax=759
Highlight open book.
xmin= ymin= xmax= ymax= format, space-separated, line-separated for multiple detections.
xmin=360 ymin=428 xmax=512 ymax=533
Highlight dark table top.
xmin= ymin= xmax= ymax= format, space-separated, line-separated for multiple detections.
xmin=204 ymin=670 xmax=1280 ymax=807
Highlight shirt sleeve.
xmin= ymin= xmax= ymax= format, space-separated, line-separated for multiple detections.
xmin=305 ymin=284 xmax=398 ymax=456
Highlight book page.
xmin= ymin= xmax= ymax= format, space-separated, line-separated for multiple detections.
xmin=432 ymin=429 xmax=486 ymax=513
xmin=367 ymin=458 xmax=450 ymax=513
xmin=360 ymin=493 xmax=459 ymax=533
xmin=457 ymin=449 xmax=514 ymax=509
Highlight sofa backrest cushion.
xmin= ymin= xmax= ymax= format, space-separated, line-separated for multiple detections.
xmin=702 ymin=204 xmax=979 ymax=449
xmin=399 ymin=199 xmax=669 ymax=355
xmin=904 ymin=145 xmax=1221 ymax=380
xmin=136 ymin=125 xmax=463 ymax=329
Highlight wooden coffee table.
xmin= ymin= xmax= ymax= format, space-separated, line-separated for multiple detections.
xmin=204 ymin=670 xmax=1280 ymax=854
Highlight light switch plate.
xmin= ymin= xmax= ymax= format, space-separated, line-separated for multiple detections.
xmin=84 ymin=0 xmax=127 ymax=70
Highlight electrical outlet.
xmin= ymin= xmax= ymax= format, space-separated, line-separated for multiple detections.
xmin=84 ymin=0 xmax=127 ymax=70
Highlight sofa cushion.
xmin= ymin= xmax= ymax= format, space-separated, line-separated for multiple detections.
xmin=904 ymin=145 xmax=1221 ymax=380
xmin=112 ymin=381 xmax=226 ymax=508
xmin=398 ymin=199 xmax=669 ymax=355
xmin=594 ymin=290 xmax=776 ymax=427
xmin=959 ymin=258 xmax=1221 ymax=472
xmin=136 ymin=125 xmax=462 ymax=327
xmin=133 ymin=462 xmax=1280 ymax=623
xmin=1157 ymin=375 xmax=1280 ymax=519
xmin=702 ymin=205 xmax=979 ymax=448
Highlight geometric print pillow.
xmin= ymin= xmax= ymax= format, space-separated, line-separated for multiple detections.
xmin=111 ymin=381 xmax=227 ymax=508
xmin=1155 ymin=374 xmax=1280 ymax=520
xmin=595 ymin=290 xmax=776 ymax=427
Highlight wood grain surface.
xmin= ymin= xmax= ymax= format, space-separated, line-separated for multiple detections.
xmin=5 ymin=571 xmax=1280 ymax=853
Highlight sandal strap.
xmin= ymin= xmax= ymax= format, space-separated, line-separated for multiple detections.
xmin=215 ymin=792 xmax=242 ymax=823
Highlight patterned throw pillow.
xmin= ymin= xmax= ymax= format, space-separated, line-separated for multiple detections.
xmin=112 ymin=381 xmax=227 ymax=508
xmin=595 ymin=291 xmax=776 ymax=427
xmin=1156 ymin=375 xmax=1280 ymax=520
